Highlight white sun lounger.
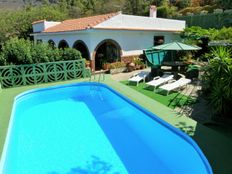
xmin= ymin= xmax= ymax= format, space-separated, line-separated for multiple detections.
xmin=128 ymin=71 xmax=150 ymax=86
xmin=159 ymin=78 xmax=191 ymax=95
xmin=146 ymin=73 xmax=174 ymax=90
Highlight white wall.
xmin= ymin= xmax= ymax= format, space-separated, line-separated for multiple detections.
xmin=88 ymin=30 xmax=180 ymax=57
xmin=34 ymin=31 xmax=91 ymax=52
xmin=32 ymin=21 xmax=61 ymax=33
xmin=34 ymin=29 xmax=181 ymax=59
xmin=33 ymin=23 xmax=45 ymax=33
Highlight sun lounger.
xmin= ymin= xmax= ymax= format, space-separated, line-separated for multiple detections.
xmin=128 ymin=71 xmax=150 ymax=86
xmin=159 ymin=78 xmax=191 ymax=95
xmin=146 ymin=73 xmax=174 ymax=90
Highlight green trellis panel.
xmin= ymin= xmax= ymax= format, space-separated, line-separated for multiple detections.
xmin=175 ymin=11 xmax=232 ymax=29
xmin=0 ymin=59 xmax=86 ymax=88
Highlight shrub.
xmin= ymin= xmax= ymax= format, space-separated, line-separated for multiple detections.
xmin=47 ymin=48 xmax=62 ymax=62
xmin=1 ymin=38 xmax=83 ymax=65
xmin=201 ymin=5 xmax=217 ymax=13
xmin=2 ymin=38 xmax=33 ymax=65
xmin=202 ymin=47 xmax=232 ymax=117
xmin=0 ymin=53 xmax=6 ymax=66
xmin=211 ymin=27 xmax=232 ymax=42
xmin=60 ymin=48 xmax=82 ymax=61
xmin=157 ymin=5 xmax=177 ymax=18
xmin=109 ymin=62 xmax=126 ymax=69
xmin=31 ymin=42 xmax=51 ymax=63
xmin=182 ymin=26 xmax=232 ymax=44
xmin=179 ymin=6 xmax=203 ymax=15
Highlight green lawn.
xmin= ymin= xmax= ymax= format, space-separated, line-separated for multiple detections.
xmin=121 ymin=80 xmax=196 ymax=109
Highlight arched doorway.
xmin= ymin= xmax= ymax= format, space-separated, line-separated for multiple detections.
xmin=48 ymin=39 xmax=55 ymax=48
xmin=94 ymin=39 xmax=122 ymax=70
xmin=73 ymin=40 xmax=90 ymax=60
xmin=58 ymin=40 xmax=69 ymax=49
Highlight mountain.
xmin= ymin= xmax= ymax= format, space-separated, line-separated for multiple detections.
xmin=0 ymin=0 xmax=40 ymax=9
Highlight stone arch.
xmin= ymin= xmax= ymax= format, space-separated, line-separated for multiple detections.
xmin=93 ymin=39 xmax=122 ymax=71
xmin=73 ymin=40 xmax=90 ymax=60
xmin=58 ymin=40 xmax=69 ymax=49
xmin=48 ymin=39 xmax=55 ymax=48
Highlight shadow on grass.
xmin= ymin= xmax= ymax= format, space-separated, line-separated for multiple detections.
xmin=48 ymin=156 xmax=117 ymax=174
xmin=174 ymin=120 xmax=232 ymax=174
xmin=175 ymin=121 xmax=195 ymax=136
xmin=121 ymin=81 xmax=196 ymax=110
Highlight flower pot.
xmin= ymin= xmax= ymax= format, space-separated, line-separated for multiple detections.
xmin=110 ymin=67 xmax=127 ymax=74
xmin=103 ymin=63 xmax=110 ymax=70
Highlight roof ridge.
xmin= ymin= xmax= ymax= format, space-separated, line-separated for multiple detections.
xmin=63 ymin=12 xmax=119 ymax=22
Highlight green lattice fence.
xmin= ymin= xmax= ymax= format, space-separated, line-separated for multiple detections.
xmin=0 ymin=59 xmax=86 ymax=88
xmin=176 ymin=11 xmax=232 ymax=29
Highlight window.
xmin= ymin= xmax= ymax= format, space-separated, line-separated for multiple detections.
xmin=154 ymin=36 xmax=164 ymax=46
xmin=36 ymin=39 xmax=42 ymax=44
xmin=48 ymin=40 xmax=55 ymax=48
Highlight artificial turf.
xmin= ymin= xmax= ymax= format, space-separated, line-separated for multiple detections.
xmin=120 ymin=80 xmax=196 ymax=109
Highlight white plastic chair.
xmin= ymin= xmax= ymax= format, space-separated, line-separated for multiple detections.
xmin=146 ymin=73 xmax=174 ymax=90
xmin=159 ymin=78 xmax=191 ymax=95
xmin=128 ymin=71 xmax=150 ymax=86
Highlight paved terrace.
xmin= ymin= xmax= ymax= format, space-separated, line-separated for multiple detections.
xmin=0 ymin=75 xmax=232 ymax=174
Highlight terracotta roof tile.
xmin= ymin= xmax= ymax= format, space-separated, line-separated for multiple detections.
xmin=32 ymin=20 xmax=45 ymax=24
xmin=43 ymin=12 xmax=119 ymax=33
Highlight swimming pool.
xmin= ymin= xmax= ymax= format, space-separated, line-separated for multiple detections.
xmin=0 ymin=82 xmax=212 ymax=174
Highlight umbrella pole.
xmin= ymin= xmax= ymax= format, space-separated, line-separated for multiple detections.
xmin=172 ymin=51 xmax=174 ymax=62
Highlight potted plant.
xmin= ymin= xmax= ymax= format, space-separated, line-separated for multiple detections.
xmin=140 ymin=62 xmax=146 ymax=69
xmin=109 ymin=61 xmax=126 ymax=74
xmin=103 ymin=62 xmax=110 ymax=70
xmin=127 ymin=62 xmax=135 ymax=72
xmin=134 ymin=57 xmax=143 ymax=70
xmin=85 ymin=59 xmax=90 ymax=68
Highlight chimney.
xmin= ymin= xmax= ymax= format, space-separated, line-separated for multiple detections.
xmin=150 ymin=5 xmax=157 ymax=18
xmin=32 ymin=20 xmax=61 ymax=33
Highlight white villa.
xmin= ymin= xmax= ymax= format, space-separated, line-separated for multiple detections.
xmin=31 ymin=6 xmax=185 ymax=71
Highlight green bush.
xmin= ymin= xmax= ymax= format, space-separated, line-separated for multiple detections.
xmin=47 ymin=48 xmax=62 ymax=62
xmin=179 ymin=6 xmax=203 ymax=15
xmin=31 ymin=42 xmax=51 ymax=63
xmin=157 ymin=6 xmax=169 ymax=18
xmin=0 ymin=53 xmax=6 ymax=66
xmin=201 ymin=5 xmax=217 ymax=13
xmin=211 ymin=27 xmax=232 ymax=42
xmin=182 ymin=26 xmax=232 ymax=43
xmin=179 ymin=5 xmax=217 ymax=15
xmin=157 ymin=5 xmax=177 ymax=18
xmin=202 ymin=46 xmax=232 ymax=117
xmin=2 ymin=38 xmax=33 ymax=65
xmin=0 ymin=38 xmax=82 ymax=65
xmin=60 ymin=48 xmax=82 ymax=61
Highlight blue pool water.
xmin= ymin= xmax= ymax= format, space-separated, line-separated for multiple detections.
xmin=0 ymin=82 xmax=212 ymax=174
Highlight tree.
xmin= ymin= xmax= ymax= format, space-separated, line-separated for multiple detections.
xmin=0 ymin=5 xmax=68 ymax=43
xmin=174 ymin=0 xmax=191 ymax=10
xmin=123 ymin=0 xmax=153 ymax=15
xmin=157 ymin=0 xmax=177 ymax=18
xmin=216 ymin=0 xmax=232 ymax=10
